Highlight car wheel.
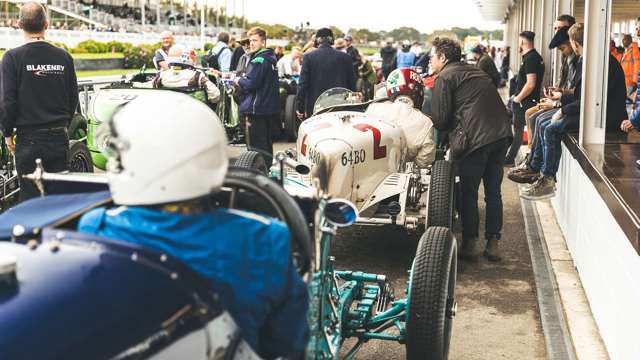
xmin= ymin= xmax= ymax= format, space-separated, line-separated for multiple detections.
xmin=68 ymin=140 xmax=94 ymax=173
xmin=284 ymin=94 xmax=298 ymax=141
xmin=426 ymin=160 xmax=454 ymax=229
xmin=233 ymin=150 xmax=269 ymax=176
xmin=406 ymin=226 xmax=457 ymax=360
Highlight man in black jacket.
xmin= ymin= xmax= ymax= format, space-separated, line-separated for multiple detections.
xmin=0 ymin=2 xmax=78 ymax=202
xmin=296 ymin=28 xmax=356 ymax=119
xmin=380 ymin=40 xmax=397 ymax=80
xmin=430 ymin=37 xmax=513 ymax=262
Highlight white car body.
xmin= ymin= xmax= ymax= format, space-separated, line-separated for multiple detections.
xmin=290 ymin=92 xmax=436 ymax=229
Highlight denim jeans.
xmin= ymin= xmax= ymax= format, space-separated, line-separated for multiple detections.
xmin=15 ymin=127 xmax=69 ymax=202
xmin=529 ymin=115 xmax=568 ymax=178
xmin=458 ymin=138 xmax=510 ymax=241
xmin=506 ymin=99 xmax=536 ymax=162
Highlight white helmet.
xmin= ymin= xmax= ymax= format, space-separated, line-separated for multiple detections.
xmin=105 ymin=91 xmax=228 ymax=205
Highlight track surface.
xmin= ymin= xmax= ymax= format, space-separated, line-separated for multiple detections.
xmin=230 ymin=142 xmax=546 ymax=359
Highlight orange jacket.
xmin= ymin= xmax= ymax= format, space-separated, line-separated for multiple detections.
xmin=611 ymin=49 xmax=622 ymax=64
xmin=621 ymin=42 xmax=640 ymax=87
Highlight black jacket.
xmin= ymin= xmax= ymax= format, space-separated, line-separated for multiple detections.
xmin=0 ymin=42 xmax=78 ymax=136
xmin=237 ymin=48 xmax=280 ymax=115
xmin=230 ymin=46 xmax=245 ymax=71
xmin=380 ymin=45 xmax=397 ymax=76
xmin=431 ymin=62 xmax=512 ymax=159
xmin=476 ymin=54 xmax=501 ymax=87
xmin=561 ymin=55 xmax=627 ymax=132
xmin=296 ymin=45 xmax=356 ymax=115
xmin=346 ymin=45 xmax=361 ymax=74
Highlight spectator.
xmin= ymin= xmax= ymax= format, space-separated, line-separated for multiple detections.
xmin=274 ymin=46 xmax=285 ymax=61
xmin=430 ymin=37 xmax=512 ymax=262
xmin=470 ymin=45 xmax=501 ymax=87
xmin=494 ymin=45 xmax=504 ymax=73
xmin=334 ymin=38 xmax=347 ymax=52
xmin=611 ymin=39 xmax=622 ymax=63
xmin=0 ymin=2 xmax=78 ymax=202
xmin=396 ymin=40 xmax=416 ymax=68
xmin=621 ymin=18 xmax=640 ymax=135
xmin=153 ymin=31 xmax=173 ymax=70
xmin=415 ymin=50 xmax=430 ymax=73
xmin=504 ymin=31 xmax=545 ymax=166
xmin=235 ymin=39 xmax=252 ymax=77
xmin=358 ymin=55 xmax=376 ymax=101
xmin=345 ymin=35 xmax=362 ymax=74
xmin=500 ymin=46 xmax=510 ymax=84
xmin=410 ymin=41 xmax=423 ymax=57
xmin=206 ymin=31 xmax=233 ymax=72
xmin=296 ymin=27 xmax=356 ymax=119
xmin=277 ymin=46 xmax=301 ymax=78
xmin=621 ymin=33 xmax=640 ymax=94
xmin=230 ymin=37 xmax=249 ymax=71
xmin=234 ymin=27 xmax=280 ymax=160
xmin=517 ymin=23 xmax=627 ymax=199
xmin=380 ymin=39 xmax=397 ymax=79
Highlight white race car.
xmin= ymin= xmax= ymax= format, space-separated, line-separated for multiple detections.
xmin=285 ymin=87 xmax=455 ymax=231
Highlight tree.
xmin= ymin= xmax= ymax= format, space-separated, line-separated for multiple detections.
xmin=329 ymin=25 xmax=345 ymax=39
xmin=388 ymin=27 xmax=422 ymax=42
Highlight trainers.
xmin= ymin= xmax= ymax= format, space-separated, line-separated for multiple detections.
xmin=459 ymin=237 xmax=482 ymax=262
xmin=484 ymin=235 xmax=502 ymax=262
xmin=507 ymin=165 xmax=540 ymax=184
xmin=520 ymin=176 xmax=556 ymax=200
xmin=515 ymin=153 xmax=530 ymax=168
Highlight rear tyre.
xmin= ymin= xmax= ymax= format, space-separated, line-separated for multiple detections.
xmin=233 ymin=150 xmax=269 ymax=176
xmin=406 ymin=226 xmax=457 ymax=360
xmin=284 ymin=94 xmax=298 ymax=141
xmin=68 ymin=140 xmax=93 ymax=173
xmin=426 ymin=160 xmax=454 ymax=229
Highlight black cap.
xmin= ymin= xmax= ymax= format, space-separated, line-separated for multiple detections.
xmin=549 ymin=26 xmax=570 ymax=49
xmin=316 ymin=27 xmax=333 ymax=39
xmin=519 ymin=31 xmax=535 ymax=43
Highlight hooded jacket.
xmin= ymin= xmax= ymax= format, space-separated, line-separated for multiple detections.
xmin=238 ymin=48 xmax=280 ymax=115
xmin=380 ymin=45 xmax=397 ymax=74
xmin=431 ymin=62 xmax=512 ymax=160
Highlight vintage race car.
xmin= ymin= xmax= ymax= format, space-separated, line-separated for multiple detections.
xmin=287 ymin=87 xmax=454 ymax=231
xmin=0 ymin=151 xmax=457 ymax=359
xmin=86 ymin=71 xmax=242 ymax=170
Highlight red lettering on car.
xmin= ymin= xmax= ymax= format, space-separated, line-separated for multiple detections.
xmin=352 ymin=124 xmax=387 ymax=160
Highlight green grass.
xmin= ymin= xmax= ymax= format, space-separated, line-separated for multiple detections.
xmin=77 ymin=68 xmax=137 ymax=78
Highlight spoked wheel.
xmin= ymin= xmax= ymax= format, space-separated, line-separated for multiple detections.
xmin=233 ymin=150 xmax=269 ymax=176
xmin=68 ymin=140 xmax=94 ymax=173
xmin=426 ymin=160 xmax=454 ymax=229
xmin=406 ymin=226 xmax=457 ymax=360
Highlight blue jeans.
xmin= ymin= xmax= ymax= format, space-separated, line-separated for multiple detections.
xmin=529 ymin=114 xmax=568 ymax=177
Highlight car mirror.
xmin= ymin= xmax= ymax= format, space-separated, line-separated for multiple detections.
xmin=325 ymin=199 xmax=358 ymax=227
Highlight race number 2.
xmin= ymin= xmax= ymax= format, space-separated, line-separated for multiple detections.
xmin=352 ymin=124 xmax=387 ymax=160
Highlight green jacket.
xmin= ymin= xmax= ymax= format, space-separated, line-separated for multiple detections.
xmin=477 ymin=54 xmax=501 ymax=87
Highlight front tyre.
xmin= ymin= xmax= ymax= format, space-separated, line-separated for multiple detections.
xmin=68 ymin=140 xmax=93 ymax=173
xmin=406 ymin=226 xmax=457 ymax=360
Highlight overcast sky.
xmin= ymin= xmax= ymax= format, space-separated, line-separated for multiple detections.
xmin=233 ymin=0 xmax=503 ymax=34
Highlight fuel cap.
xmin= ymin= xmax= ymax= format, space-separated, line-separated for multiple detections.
xmin=0 ymin=253 xmax=18 ymax=289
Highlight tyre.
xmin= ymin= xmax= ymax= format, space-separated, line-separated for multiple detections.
xmin=233 ymin=150 xmax=269 ymax=176
xmin=406 ymin=226 xmax=457 ymax=360
xmin=284 ymin=94 xmax=298 ymax=141
xmin=68 ymin=140 xmax=93 ymax=173
xmin=426 ymin=160 xmax=454 ymax=229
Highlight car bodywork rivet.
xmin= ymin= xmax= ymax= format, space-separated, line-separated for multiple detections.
xmin=27 ymin=239 xmax=39 ymax=250
xmin=131 ymin=252 xmax=138 ymax=261
xmin=170 ymin=273 xmax=178 ymax=280
xmin=55 ymin=231 xmax=65 ymax=239
xmin=12 ymin=225 xmax=25 ymax=237
xmin=49 ymin=241 xmax=60 ymax=252
xmin=160 ymin=254 xmax=167 ymax=262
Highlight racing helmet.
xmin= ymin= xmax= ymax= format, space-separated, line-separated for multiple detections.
xmin=105 ymin=92 xmax=228 ymax=205
xmin=385 ymin=68 xmax=424 ymax=108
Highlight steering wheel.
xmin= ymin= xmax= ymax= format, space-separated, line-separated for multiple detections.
xmin=214 ymin=167 xmax=314 ymax=275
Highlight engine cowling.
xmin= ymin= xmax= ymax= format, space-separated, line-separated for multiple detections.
xmin=297 ymin=111 xmax=406 ymax=209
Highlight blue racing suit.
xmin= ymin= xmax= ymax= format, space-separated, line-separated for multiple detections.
xmin=78 ymin=206 xmax=309 ymax=359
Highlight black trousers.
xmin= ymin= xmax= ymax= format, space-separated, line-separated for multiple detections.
xmin=458 ymin=138 xmax=510 ymax=241
xmin=246 ymin=114 xmax=274 ymax=161
xmin=15 ymin=127 xmax=69 ymax=202
xmin=505 ymin=99 xmax=536 ymax=162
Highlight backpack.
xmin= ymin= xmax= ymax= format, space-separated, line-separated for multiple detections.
xmin=202 ymin=44 xmax=230 ymax=70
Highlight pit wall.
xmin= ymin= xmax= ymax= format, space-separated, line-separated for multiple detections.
xmin=551 ymin=142 xmax=640 ymax=360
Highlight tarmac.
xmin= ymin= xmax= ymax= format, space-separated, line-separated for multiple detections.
xmin=230 ymin=142 xmax=548 ymax=359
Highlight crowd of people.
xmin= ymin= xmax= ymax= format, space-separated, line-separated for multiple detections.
xmin=5 ymin=1 xmax=640 ymax=358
